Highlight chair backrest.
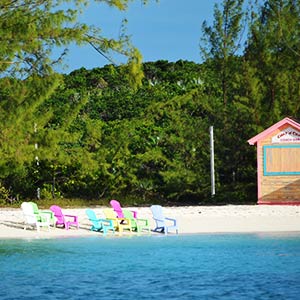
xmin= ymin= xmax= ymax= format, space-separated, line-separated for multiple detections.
xmin=103 ymin=208 xmax=117 ymax=219
xmin=110 ymin=200 xmax=124 ymax=218
xmin=150 ymin=205 xmax=164 ymax=220
xmin=151 ymin=205 xmax=168 ymax=229
xmin=86 ymin=209 xmax=99 ymax=227
xmin=50 ymin=205 xmax=64 ymax=223
xmin=122 ymin=209 xmax=134 ymax=220
xmin=21 ymin=202 xmax=37 ymax=225
xmin=29 ymin=202 xmax=39 ymax=214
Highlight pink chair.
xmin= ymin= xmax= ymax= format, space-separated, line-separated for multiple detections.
xmin=50 ymin=205 xmax=79 ymax=230
xmin=110 ymin=199 xmax=138 ymax=219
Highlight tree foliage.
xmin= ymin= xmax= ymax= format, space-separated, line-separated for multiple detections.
xmin=0 ymin=0 xmax=147 ymax=201
xmin=200 ymin=0 xmax=245 ymax=104
xmin=245 ymin=0 xmax=300 ymax=124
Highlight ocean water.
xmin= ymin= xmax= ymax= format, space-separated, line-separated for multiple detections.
xmin=1 ymin=233 xmax=300 ymax=300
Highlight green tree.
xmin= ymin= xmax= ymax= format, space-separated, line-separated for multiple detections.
xmin=0 ymin=74 xmax=61 ymax=199
xmin=200 ymin=0 xmax=246 ymax=105
xmin=0 ymin=0 xmax=146 ymax=78
xmin=0 ymin=0 xmax=149 ymax=201
xmin=245 ymin=0 xmax=300 ymax=124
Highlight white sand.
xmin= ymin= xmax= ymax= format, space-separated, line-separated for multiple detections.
xmin=0 ymin=205 xmax=300 ymax=239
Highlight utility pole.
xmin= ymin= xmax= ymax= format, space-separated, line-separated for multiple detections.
xmin=210 ymin=126 xmax=215 ymax=196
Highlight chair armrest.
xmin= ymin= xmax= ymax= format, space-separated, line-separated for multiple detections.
xmin=165 ymin=217 xmax=176 ymax=221
xmin=40 ymin=211 xmax=55 ymax=220
xmin=136 ymin=218 xmax=149 ymax=225
xmin=105 ymin=217 xmax=118 ymax=226
xmin=38 ymin=213 xmax=51 ymax=223
xmin=38 ymin=211 xmax=52 ymax=215
xmin=153 ymin=217 xmax=165 ymax=222
xmin=98 ymin=218 xmax=114 ymax=227
xmin=64 ymin=214 xmax=78 ymax=222
xmin=165 ymin=217 xmax=177 ymax=225
xmin=36 ymin=212 xmax=52 ymax=222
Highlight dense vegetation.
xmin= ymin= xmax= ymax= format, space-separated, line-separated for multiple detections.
xmin=0 ymin=0 xmax=300 ymax=206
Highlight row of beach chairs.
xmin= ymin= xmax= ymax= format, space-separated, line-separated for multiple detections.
xmin=21 ymin=200 xmax=179 ymax=235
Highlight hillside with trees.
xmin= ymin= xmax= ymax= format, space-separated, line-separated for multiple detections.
xmin=0 ymin=0 xmax=299 ymax=206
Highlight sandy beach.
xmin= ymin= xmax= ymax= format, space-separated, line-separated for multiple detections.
xmin=1 ymin=204 xmax=300 ymax=239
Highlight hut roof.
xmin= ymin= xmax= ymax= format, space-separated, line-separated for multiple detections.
xmin=248 ymin=117 xmax=300 ymax=145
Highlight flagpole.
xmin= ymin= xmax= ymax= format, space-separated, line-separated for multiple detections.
xmin=210 ymin=126 xmax=215 ymax=196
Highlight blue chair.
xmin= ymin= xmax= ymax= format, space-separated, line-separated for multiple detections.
xmin=150 ymin=205 xmax=178 ymax=234
xmin=86 ymin=209 xmax=115 ymax=235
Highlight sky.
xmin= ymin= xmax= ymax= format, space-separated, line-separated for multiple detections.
xmin=58 ymin=0 xmax=224 ymax=73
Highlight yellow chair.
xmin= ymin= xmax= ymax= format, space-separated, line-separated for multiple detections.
xmin=103 ymin=208 xmax=132 ymax=234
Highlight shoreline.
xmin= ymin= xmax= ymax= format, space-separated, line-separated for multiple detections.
xmin=1 ymin=205 xmax=300 ymax=239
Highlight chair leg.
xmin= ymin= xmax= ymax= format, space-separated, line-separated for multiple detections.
xmin=103 ymin=227 xmax=107 ymax=236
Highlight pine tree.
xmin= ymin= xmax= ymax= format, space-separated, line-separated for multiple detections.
xmin=245 ymin=0 xmax=300 ymax=124
xmin=200 ymin=0 xmax=246 ymax=105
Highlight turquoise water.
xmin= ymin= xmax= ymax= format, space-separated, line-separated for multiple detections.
xmin=1 ymin=233 xmax=300 ymax=299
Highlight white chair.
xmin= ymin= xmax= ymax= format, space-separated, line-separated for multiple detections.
xmin=150 ymin=205 xmax=178 ymax=234
xmin=21 ymin=202 xmax=50 ymax=232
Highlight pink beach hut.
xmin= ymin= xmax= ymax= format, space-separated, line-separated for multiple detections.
xmin=248 ymin=117 xmax=300 ymax=205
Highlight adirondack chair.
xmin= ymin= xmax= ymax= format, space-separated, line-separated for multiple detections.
xmin=150 ymin=205 xmax=178 ymax=234
xmin=50 ymin=205 xmax=79 ymax=230
xmin=86 ymin=209 xmax=115 ymax=235
xmin=21 ymin=202 xmax=51 ymax=232
xmin=29 ymin=202 xmax=56 ymax=226
xmin=123 ymin=209 xmax=150 ymax=233
xmin=103 ymin=208 xmax=132 ymax=234
xmin=110 ymin=199 xmax=138 ymax=219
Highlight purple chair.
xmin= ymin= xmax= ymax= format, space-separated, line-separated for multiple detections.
xmin=50 ymin=205 xmax=79 ymax=230
xmin=110 ymin=199 xmax=137 ymax=219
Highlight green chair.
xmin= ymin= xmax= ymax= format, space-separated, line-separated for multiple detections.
xmin=29 ymin=202 xmax=56 ymax=226
xmin=123 ymin=209 xmax=150 ymax=233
